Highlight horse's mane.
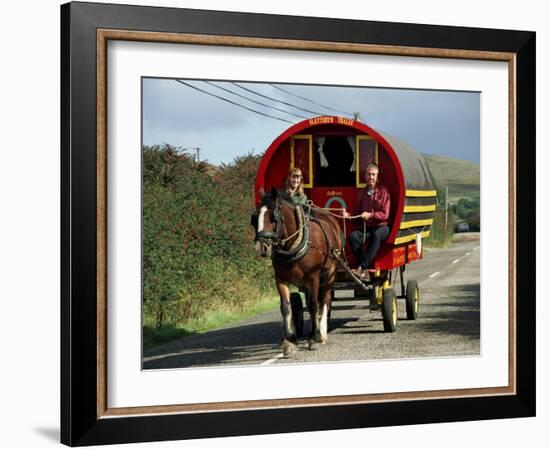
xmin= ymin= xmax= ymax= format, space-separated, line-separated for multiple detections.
xmin=259 ymin=193 xmax=277 ymax=209
xmin=260 ymin=190 xmax=294 ymax=210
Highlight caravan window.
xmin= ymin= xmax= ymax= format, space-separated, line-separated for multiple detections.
xmin=313 ymin=135 xmax=356 ymax=187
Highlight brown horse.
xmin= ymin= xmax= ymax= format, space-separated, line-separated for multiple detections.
xmin=252 ymin=188 xmax=344 ymax=356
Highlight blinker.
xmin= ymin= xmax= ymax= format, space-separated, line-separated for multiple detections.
xmin=250 ymin=214 xmax=258 ymax=228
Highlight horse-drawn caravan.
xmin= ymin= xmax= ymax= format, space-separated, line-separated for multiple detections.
xmin=252 ymin=116 xmax=436 ymax=355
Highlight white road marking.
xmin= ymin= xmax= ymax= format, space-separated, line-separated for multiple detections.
xmin=465 ymin=252 xmax=471 ymax=256
xmin=453 ymin=259 xmax=460 ymax=264
xmin=429 ymin=272 xmax=440 ymax=278
xmin=261 ymin=353 xmax=285 ymax=365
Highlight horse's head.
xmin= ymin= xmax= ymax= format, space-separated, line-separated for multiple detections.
xmin=251 ymin=187 xmax=283 ymax=258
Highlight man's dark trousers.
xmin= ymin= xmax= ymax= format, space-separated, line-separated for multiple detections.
xmin=349 ymin=225 xmax=390 ymax=269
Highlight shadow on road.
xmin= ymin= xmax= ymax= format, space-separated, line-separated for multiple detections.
xmin=331 ymin=304 xmax=363 ymax=311
xmin=415 ymin=283 xmax=480 ymax=340
xmin=143 ymin=279 xmax=480 ymax=369
xmin=144 ymin=306 xmax=367 ymax=369
xmin=143 ymin=320 xmax=281 ymax=369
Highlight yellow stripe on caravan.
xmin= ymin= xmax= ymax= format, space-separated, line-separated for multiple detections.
xmin=405 ymin=190 xmax=437 ymax=197
xmin=403 ymin=204 xmax=436 ymax=213
xmin=399 ymin=219 xmax=434 ymax=229
xmin=394 ymin=230 xmax=431 ymax=245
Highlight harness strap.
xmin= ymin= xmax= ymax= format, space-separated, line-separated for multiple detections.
xmin=313 ymin=219 xmax=331 ymax=269
xmin=279 ymin=205 xmax=307 ymax=247
xmin=306 ymin=200 xmax=363 ymax=243
xmin=272 ymin=204 xmax=311 ymax=264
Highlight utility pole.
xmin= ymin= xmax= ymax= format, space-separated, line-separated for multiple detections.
xmin=181 ymin=147 xmax=200 ymax=163
xmin=445 ymin=186 xmax=449 ymax=231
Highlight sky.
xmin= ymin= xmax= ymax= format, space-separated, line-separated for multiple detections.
xmin=142 ymin=78 xmax=480 ymax=165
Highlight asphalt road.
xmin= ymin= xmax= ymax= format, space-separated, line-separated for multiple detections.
xmin=143 ymin=236 xmax=480 ymax=369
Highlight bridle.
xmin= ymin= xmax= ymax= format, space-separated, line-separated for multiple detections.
xmin=254 ymin=200 xmax=285 ymax=248
xmin=254 ymin=197 xmax=342 ymax=265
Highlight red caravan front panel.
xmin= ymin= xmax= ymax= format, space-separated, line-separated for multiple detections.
xmin=255 ymin=116 xmax=415 ymax=269
xmin=260 ymin=139 xmax=290 ymax=194
xmin=308 ymin=187 xmax=419 ymax=270
xmin=375 ymin=242 xmax=423 ymax=270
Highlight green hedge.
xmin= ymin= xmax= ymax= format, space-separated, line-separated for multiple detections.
xmin=142 ymin=145 xmax=273 ymax=331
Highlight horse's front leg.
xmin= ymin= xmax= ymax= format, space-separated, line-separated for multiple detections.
xmin=276 ymin=280 xmax=297 ymax=356
xmin=319 ymin=285 xmax=332 ymax=344
xmin=307 ymin=276 xmax=322 ymax=350
xmin=319 ymin=269 xmax=336 ymax=344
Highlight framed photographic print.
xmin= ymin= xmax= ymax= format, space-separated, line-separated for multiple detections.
xmin=61 ymin=1 xmax=535 ymax=446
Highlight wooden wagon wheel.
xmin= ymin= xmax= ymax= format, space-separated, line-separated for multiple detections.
xmin=382 ymin=287 xmax=398 ymax=332
xmin=405 ymin=280 xmax=419 ymax=320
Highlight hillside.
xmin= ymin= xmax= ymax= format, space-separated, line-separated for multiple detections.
xmin=422 ymin=154 xmax=480 ymax=203
xmin=208 ymin=153 xmax=479 ymax=204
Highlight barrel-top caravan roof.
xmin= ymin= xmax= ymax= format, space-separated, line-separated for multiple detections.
xmin=256 ymin=116 xmax=436 ymax=245
xmin=376 ymin=130 xmax=435 ymax=191
xmin=256 ymin=116 xmax=435 ymax=196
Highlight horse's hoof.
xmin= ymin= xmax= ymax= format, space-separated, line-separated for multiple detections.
xmin=308 ymin=339 xmax=319 ymax=351
xmin=282 ymin=340 xmax=297 ymax=356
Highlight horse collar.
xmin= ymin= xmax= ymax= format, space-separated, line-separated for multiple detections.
xmin=273 ymin=201 xmax=285 ymax=238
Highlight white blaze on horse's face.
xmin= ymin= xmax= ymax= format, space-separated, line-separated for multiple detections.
xmin=255 ymin=206 xmax=272 ymax=257
xmin=257 ymin=206 xmax=268 ymax=233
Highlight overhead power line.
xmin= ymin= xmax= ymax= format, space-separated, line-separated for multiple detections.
xmin=203 ymin=81 xmax=307 ymax=120
xmin=175 ymin=80 xmax=293 ymax=124
xmin=231 ymin=82 xmax=328 ymax=116
xmin=269 ymin=84 xmax=355 ymax=118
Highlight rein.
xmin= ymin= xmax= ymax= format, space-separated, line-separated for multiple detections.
xmin=306 ymin=200 xmax=367 ymax=243
xmin=256 ymin=198 xmax=376 ymax=296
xmin=256 ymin=199 xmax=311 ymax=263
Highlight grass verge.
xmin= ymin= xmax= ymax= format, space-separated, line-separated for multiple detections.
xmin=143 ymin=294 xmax=280 ymax=351
xmin=424 ymin=234 xmax=454 ymax=248
xmin=423 ymin=209 xmax=454 ymax=248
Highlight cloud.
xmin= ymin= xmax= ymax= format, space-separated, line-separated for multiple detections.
xmin=143 ymin=79 xmax=480 ymax=164
xmin=143 ymin=78 xmax=247 ymax=133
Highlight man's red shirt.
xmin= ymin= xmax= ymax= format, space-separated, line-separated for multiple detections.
xmin=354 ymin=184 xmax=391 ymax=227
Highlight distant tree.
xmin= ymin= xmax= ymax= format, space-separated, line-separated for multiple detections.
xmin=466 ymin=213 xmax=480 ymax=231
xmin=219 ymin=151 xmax=263 ymax=188
xmin=453 ymin=197 xmax=480 ymax=221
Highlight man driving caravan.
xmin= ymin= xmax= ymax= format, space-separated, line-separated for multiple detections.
xmin=344 ymin=163 xmax=391 ymax=279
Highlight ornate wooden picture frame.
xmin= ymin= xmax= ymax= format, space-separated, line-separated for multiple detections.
xmin=61 ymin=2 xmax=535 ymax=446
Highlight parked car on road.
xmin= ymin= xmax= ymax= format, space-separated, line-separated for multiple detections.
xmin=456 ymin=222 xmax=470 ymax=232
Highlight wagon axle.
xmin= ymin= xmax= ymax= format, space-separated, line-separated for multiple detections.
xmin=329 ymin=264 xmax=420 ymax=332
